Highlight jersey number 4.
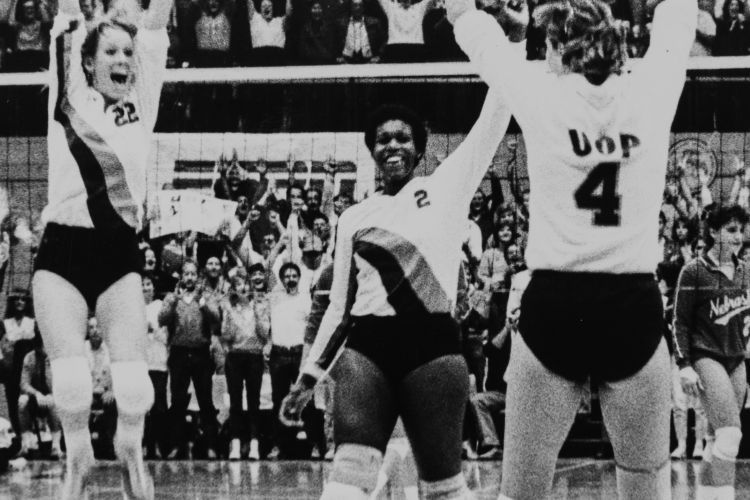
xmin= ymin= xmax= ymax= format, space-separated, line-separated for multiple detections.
xmin=574 ymin=162 xmax=621 ymax=226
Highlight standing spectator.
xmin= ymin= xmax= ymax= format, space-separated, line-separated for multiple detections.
xmin=200 ymin=255 xmax=230 ymax=301
xmin=226 ymin=197 xmax=269 ymax=269
xmin=268 ymin=262 xmax=311 ymax=457
xmin=218 ymin=268 xmax=270 ymax=460
xmin=334 ymin=0 xmax=385 ymax=63
xmin=692 ymin=0 xmax=717 ymax=55
xmin=2 ymin=288 xmax=36 ymax=436
xmin=1 ymin=0 xmax=51 ymax=72
xmin=143 ymin=274 xmax=169 ymax=459
xmin=192 ymin=0 xmax=233 ymax=67
xmin=376 ymin=0 xmax=435 ymax=63
xmin=246 ymin=0 xmax=293 ymax=65
xmin=714 ymin=0 xmax=750 ymax=54
xmin=18 ymin=334 xmax=61 ymax=458
xmin=213 ymin=152 xmax=269 ymax=204
xmin=85 ymin=317 xmax=116 ymax=460
xmin=297 ymin=0 xmax=336 ymax=64
xmin=159 ymin=260 xmax=220 ymax=459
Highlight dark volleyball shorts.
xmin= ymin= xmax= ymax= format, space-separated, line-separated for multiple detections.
xmin=518 ymin=270 xmax=664 ymax=383
xmin=34 ymin=223 xmax=142 ymax=310
xmin=346 ymin=313 xmax=463 ymax=384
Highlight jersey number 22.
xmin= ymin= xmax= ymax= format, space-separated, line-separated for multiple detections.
xmin=574 ymin=162 xmax=621 ymax=226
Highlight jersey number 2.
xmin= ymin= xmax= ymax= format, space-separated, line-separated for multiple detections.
xmin=574 ymin=162 xmax=621 ymax=226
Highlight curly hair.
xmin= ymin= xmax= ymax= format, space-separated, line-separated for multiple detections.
xmin=533 ymin=0 xmax=627 ymax=85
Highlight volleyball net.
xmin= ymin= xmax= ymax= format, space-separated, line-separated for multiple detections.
xmin=0 ymin=57 xmax=749 ymax=296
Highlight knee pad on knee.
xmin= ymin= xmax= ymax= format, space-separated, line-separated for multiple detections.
xmin=51 ymin=357 xmax=93 ymax=414
xmin=328 ymin=444 xmax=383 ymax=495
xmin=111 ymin=361 xmax=154 ymax=416
xmin=713 ymin=427 xmax=741 ymax=461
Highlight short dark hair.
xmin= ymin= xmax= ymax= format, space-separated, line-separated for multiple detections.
xmin=364 ymin=104 xmax=427 ymax=157
xmin=278 ymin=262 xmax=301 ymax=280
xmin=704 ymin=204 xmax=749 ymax=248
xmin=247 ymin=263 xmax=266 ymax=275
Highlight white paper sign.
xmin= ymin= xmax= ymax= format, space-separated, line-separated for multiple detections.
xmin=150 ymin=190 xmax=237 ymax=238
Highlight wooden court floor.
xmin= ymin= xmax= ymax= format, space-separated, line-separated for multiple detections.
xmin=2 ymin=459 xmax=750 ymax=499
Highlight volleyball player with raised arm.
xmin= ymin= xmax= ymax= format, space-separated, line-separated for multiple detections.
xmin=448 ymin=0 xmax=697 ymax=497
xmin=279 ymin=60 xmax=526 ymax=500
xmin=32 ymin=0 xmax=171 ymax=496
xmin=674 ymin=205 xmax=750 ymax=500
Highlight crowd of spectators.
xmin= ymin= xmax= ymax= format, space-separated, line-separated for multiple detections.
xmin=0 ymin=0 xmax=747 ymax=74
xmin=2 ymin=147 xmax=750 ymax=463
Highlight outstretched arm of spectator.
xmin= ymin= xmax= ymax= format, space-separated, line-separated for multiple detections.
xmin=251 ymin=159 xmax=269 ymax=205
xmin=283 ymin=0 xmax=293 ymax=26
xmin=321 ymin=158 xmax=336 ymax=221
xmin=488 ymin=163 xmax=505 ymax=211
xmin=246 ymin=0 xmax=257 ymax=20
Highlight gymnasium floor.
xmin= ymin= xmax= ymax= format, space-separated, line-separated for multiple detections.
xmin=3 ymin=459 xmax=750 ymax=499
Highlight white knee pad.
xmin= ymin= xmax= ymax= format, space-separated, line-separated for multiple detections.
xmin=713 ymin=427 xmax=742 ymax=461
xmin=110 ymin=361 xmax=154 ymax=416
xmin=51 ymin=357 xmax=93 ymax=414
xmin=328 ymin=444 xmax=383 ymax=495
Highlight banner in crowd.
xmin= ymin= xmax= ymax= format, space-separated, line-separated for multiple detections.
xmin=149 ymin=190 xmax=237 ymax=239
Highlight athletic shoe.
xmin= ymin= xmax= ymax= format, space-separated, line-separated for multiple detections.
xmin=324 ymin=448 xmax=334 ymax=461
xmin=229 ymin=439 xmax=241 ymax=461
xmin=249 ymin=439 xmax=260 ymax=460
xmin=692 ymin=443 xmax=704 ymax=459
xmin=462 ymin=442 xmax=477 ymax=460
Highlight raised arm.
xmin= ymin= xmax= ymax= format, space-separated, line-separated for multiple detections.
xmin=143 ymin=0 xmax=174 ymax=30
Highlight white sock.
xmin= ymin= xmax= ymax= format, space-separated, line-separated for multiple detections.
xmin=616 ymin=462 xmax=670 ymax=500
xmin=420 ymin=473 xmax=472 ymax=500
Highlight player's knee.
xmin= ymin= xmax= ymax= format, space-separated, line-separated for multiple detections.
xmin=111 ymin=361 xmax=154 ymax=416
xmin=51 ymin=357 xmax=93 ymax=414
xmin=713 ymin=426 xmax=742 ymax=461
xmin=328 ymin=443 xmax=383 ymax=495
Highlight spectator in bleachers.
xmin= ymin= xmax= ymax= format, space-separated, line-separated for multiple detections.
xmin=192 ymin=0 xmax=233 ymax=67
xmin=714 ymin=0 xmax=750 ymax=54
xmin=214 ymin=152 xmax=269 ymax=204
xmin=693 ymin=0 xmax=718 ymax=55
xmin=672 ymin=216 xmax=698 ymax=263
xmin=334 ymin=0 xmax=385 ymax=63
xmin=268 ymin=262 xmax=311 ymax=457
xmin=246 ymin=0 xmax=293 ymax=65
xmin=159 ymin=260 xmax=220 ymax=459
xmin=0 ymin=0 xmax=51 ymax=71
xmin=85 ymin=317 xmax=116 ymax=459
xmin=201 ymin=255 xmax=230 ymax=300
xmin=376 ymin=0 xmax=435 ymax=63
xmin=2 ymin=288 xmax=36 ymax=436
xmin=18 ymin=334 xmax=61 ymax=458
xmin=227 ymin=197 xmax=269 ymax=269
xmin=423 ymin=0 xmax=467 ymax=61
xmin=297 ymin=0 xmax=337 ymax=64
xmin=217 ymin=268 xmax=270 ymax=460
xmin=142 ymin=273 xmax=169 ymax=459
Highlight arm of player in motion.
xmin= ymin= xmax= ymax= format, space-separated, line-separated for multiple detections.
xmin=449 ymin=1 xmax=533 ymax=122
xmin=299 ymin=212 xmax=358 ymax=382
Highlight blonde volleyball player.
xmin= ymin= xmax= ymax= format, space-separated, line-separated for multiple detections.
xmin=32 ymin=0 xmax=171 ymax=497
xmin=447 ymin=0 xmax=697 ymax=497
xmin=674 ymin=205 xmax=750 ymax=500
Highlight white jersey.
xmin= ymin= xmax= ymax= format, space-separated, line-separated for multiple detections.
xmin=454 ymin=0 xmax=697 ymax=273
xmin=302 ymin=89 xmax=512 ymax=380
xmin=43 ymin=14 xmax=169 ymax=230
